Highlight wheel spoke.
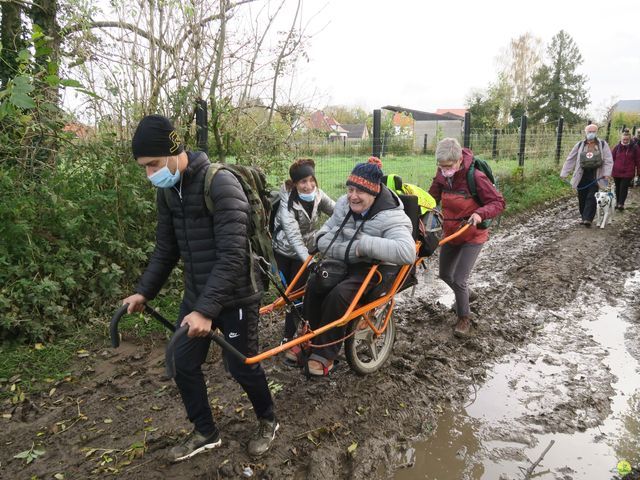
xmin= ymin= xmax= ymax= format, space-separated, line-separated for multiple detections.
xmin=354 ymin=327 xmax=371 ymax=342
xmin=367 ymin=340 xmax=379 ymax=361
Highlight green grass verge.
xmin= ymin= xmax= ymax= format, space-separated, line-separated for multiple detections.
xmin=0 ymin=158 xmax=570 ymax=400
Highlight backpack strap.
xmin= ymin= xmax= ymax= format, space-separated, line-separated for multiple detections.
xmin=203 ymin=163 xmax=220 ymax=214
xmin=203 ymin=163 xmax=261 ymax=293
xmin=466 ymin=157 xmax=480 ymax=205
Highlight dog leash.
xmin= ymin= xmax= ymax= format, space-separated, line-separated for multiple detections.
xmin=566 ymin=176 xmax=606 ymax=190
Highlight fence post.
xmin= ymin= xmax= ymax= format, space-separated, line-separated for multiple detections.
xmin=606 ymin=121 xmax=611 ymax=143
xmin=195 ymin=99 xmax=208 ymax=154
xmin=423 ymin=133 xmax=428 ymax=154
xmin=555 ymin=117 xmax=564 ymax=164
xmin=633 ymin=126 xmax=637 ymax=135
xmin=382 ymin=131 xmax=389 ymax=157
xmin=492 ymin=128 xmax=498 ymax=159
xmin=372 ymin=109 xmax=382 ymax=158
xmin=518 ymin=115 xmax=527 ymax=167
xmin=463 ymin=112 xmax=471 ymax=148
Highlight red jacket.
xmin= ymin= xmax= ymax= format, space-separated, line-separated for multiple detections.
xmin=428 ymin=148 xmax=505 ymax=245
xmin=611 ymin=143 xmax=639 ymax=178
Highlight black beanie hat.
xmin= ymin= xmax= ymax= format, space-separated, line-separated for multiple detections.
xmin=131 ymin=114 xmax=184 ymax=159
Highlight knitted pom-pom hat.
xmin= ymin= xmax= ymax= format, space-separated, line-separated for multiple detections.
xmin=346 ymin=157 xmax=384 ymax=196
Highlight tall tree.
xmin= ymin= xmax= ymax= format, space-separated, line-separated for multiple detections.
xmin=0 ymin=1 xmax=26 ymax=87
xmin=466 ymin=88 xmax=500 ymax=129
xmin=527 ymin=30 xmax=589 ymax=125
xmin=465 ymin=74 xmax=512 ymax=128
xmin=498 ymin=32 xmax=543 ymax=112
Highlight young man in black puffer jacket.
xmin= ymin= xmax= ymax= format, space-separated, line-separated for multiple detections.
xmin=122 ymin=115 xmax=278 ymax=462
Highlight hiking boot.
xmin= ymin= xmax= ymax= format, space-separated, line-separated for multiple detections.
xmin=168 ymin=429 xmax=221 ymax=463
xmin=583 ymin=220 xmax=592 ymax=228
xmin=247 ymin=417 xmax=279 ymax=457
xmin=453 ymin=316 xmax=471 ymax=338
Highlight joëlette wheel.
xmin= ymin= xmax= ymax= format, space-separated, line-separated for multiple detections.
xmin=344 ymin=302 xmax=396 ymax=375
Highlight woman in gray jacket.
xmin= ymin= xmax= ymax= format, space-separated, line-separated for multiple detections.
xmin=273 ymin=158 xmax=334 ymax=344
xmin=298 ymin=158 xmax=416 ymax=376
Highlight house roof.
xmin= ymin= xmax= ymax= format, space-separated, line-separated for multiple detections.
xmin=382 ymin=105 xmax=462 ymax=121
xmin=435 ymin=108 xmax=467 ymax=119
xmin=307 ymin=110 xmax=348 ymax=133
xmin=341 ymin=123 xmax=368 ymax=138
xmin=613 ymin=100 xmax=640 ymax=114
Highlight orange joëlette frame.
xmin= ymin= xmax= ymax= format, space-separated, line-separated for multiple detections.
xmin=243 ymin=223 xmax=471 ymax=365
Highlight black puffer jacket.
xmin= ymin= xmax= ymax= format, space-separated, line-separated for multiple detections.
xmin=136 ymin=152 xmax=261 ymax=319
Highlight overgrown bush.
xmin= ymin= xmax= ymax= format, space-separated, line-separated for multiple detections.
xmin=0 ymin=135 xmax=162 ymax=342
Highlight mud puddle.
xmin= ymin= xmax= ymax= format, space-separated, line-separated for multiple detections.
xmin=396 ymin=272 xmax=640 ymax=480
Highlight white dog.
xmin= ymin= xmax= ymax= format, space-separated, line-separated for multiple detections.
xmin=594 ymin=190 xmax=616 ymax=229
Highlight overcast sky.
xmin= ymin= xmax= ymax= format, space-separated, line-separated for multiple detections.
xmin=295 ymin=0 xmax=639 ymax=119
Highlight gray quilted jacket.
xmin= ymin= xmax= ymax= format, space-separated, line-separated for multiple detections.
xmin=272 ymin=185 xmax=335 ymax=261
xmin=316 ymin=185 xmax=416 ymax=266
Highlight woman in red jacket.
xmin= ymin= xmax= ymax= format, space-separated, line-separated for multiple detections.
xmin=428 ymin=138 xmax=505 ymax=337
xmin=611 ymin=130 xmax=639 ymax=210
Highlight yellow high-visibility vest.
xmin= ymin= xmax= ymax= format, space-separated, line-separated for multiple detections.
xmin=386 ymin=174 xmax=436 ymax=214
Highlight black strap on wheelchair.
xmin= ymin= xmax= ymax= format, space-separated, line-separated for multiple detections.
xmin=317 ymin=210 xmax=352 ymax=262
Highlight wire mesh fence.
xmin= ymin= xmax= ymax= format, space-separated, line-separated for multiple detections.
xmin=266 ymin=124 xmax=620 ymax=200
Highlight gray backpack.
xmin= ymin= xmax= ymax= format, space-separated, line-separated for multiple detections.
xmin=578 ymin=139 xmax=605 ymax=169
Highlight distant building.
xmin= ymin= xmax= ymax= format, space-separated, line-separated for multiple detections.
xmin=306 ymin=110 xmax=348 ymax=140
xmin=435 ymin=108 xmax=467 ymax=119
xmin=383 ymin=105 xmax=464 ymax=151
xmin=63 ymin=122 xmax=93 ymax=139
xmin=612 ymin=100 xmax=640 ymax=114
xmin=341 ymin=123 xmax=369 ymax=141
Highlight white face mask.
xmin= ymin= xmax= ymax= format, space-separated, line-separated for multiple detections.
xmin=586 ymin=132 xmax=597 ymax=141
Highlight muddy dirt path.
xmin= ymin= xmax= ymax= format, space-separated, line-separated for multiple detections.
xmin=2 ymin=192 xmax=640 ymax=480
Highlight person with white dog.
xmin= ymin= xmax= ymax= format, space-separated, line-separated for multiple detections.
xmin=560 ymin=124 xmax=613 ymax=227
xmin=611 ymin=130 xmax=639 ymax=210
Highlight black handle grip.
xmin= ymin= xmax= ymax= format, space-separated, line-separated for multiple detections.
xmin=110 ymin=304 xmax=176 ymax=348
xmin=143 ymin=305 xmax=176 ymax=332
xmin=110 ymin=304 xmax=129 ymax=348
xmin=165 ymin=325 xmax=248 ymax=379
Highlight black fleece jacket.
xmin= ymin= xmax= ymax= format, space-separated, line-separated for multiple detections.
xmin=136 ymin=152 xmax=261 ymax=319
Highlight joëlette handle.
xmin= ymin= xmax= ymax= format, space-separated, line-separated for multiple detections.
xmin=165 ymin=325 xmax=248 ymax=379
xmin=110 ymin=304 xmax=175 ymax=348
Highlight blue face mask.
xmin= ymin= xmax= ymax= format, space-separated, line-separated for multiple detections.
xmin=148 ymin=157 xmax=181 ymax=188
xmin=298 ymin=189 xmax=316 ymax=202
xmin=586 ymin=132 xmax=597 ymax=141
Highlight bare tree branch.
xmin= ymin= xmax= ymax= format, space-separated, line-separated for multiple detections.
xmin=267 ymin=0 xmax=301 ymax=125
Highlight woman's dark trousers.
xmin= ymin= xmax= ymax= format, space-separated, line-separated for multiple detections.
xmin=275 ymin=252 xmax=308 ymax=339
xmin=577 ymin=169 xmax=598 ymax=221
xmin=303 ymin=264 xmax=397 ymax=361
xmin=614 ymin=177 xmax=631 ymax=207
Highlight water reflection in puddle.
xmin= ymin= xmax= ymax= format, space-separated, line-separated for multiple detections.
xmin=395 ymin=276 xmax=640 ymax=480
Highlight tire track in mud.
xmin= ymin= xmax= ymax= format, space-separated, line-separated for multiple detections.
xmin=1 ymin=193 xmax=639 ymax=479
